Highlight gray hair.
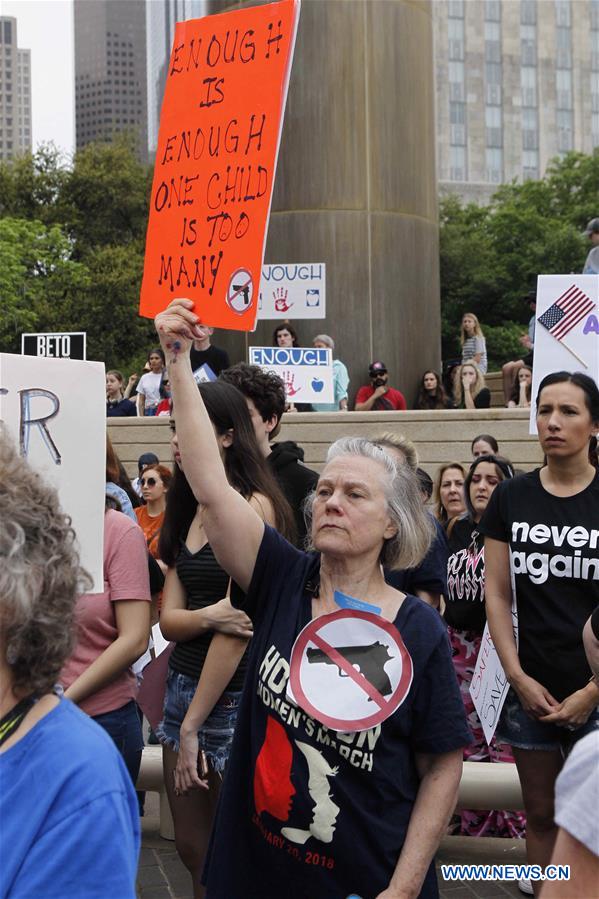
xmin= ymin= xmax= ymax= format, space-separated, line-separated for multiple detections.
xmin=314 ymin=334 xmax=334 ymax=350
xmin=304 ymin=436 xmax=434 ymax=570
xmin=0 ymin=429 xmax=92 ymax=695
xmin=371 ymin=432 xmax=419 ymax=472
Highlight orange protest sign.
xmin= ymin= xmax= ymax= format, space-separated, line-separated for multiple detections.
xmin=139 ymin=0 xmax=300 ymax=330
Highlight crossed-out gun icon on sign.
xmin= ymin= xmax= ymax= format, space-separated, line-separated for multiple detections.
xmin=307 ymin=641 xmax=393 ymax=698
xmin=232 ymin=283 xmax=252 ymax=306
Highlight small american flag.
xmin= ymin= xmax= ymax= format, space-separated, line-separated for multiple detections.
xmin=538 ymin=284 xmax=595 ymax=341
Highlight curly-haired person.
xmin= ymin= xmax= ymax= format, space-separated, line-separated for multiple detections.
xmin=0 ymin=429 xmax=141 ymax=899
xmin=220 ymin=362 xmax=318 ymax=544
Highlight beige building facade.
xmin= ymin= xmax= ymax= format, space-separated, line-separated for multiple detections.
xmin=0 ymin=17 xmax=32 ymax=162
xmin=435 ymin=0 xmax=599 ymax=203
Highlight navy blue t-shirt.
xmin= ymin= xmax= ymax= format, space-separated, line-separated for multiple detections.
xmin=204 ymin=526 xmax=470 ymax=899
xmin=106 ymin=398 xmax=136 ymax=417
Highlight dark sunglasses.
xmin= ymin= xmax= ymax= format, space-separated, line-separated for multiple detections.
xmin=140 ymin=477 xmax=157 ymax=487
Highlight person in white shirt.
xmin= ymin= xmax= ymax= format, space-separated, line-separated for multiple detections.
xmin=136 ymin=349 xmax=166 ymax=416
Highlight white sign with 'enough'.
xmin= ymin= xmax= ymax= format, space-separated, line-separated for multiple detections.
xmin=249 ymin=346 xmax=334 ymax=404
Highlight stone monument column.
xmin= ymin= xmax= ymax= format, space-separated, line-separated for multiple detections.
xmin=209 ymin=0 xmax=440 ymax=405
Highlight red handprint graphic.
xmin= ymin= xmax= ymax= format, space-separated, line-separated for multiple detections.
xmin=282 ymin=371 xmax=301 ymax=397
xmin=274 ymin=287 xmax=293 ymax=313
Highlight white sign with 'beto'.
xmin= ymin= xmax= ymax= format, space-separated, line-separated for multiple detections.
xmin=257 ymin=263 xmax=326 ymax=320
xmin=249 ymin=346 xmax=334 ymax=404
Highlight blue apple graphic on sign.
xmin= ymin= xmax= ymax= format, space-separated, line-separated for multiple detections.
xmin=311 ymin=378 xmax=324 ymax=393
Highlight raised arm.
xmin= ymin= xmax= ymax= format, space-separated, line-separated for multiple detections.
xmin=155 ymin=300 xmax=264 ymax=592
xmin=124 ymin=373 xmax=138 ymax=399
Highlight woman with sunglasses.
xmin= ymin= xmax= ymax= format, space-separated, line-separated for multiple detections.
xmin=135 ymin=464 xmax=172 ymax=565
xmin=156 ymin=381 xmax=294 ymax=899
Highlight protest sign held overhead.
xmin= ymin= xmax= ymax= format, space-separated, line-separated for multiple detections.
xmin=139 ymin=0 xmax=301 ymax=330
xmin=0 ymin=353 xmax=105 ymax=591
xmin=530 ymin=275 xmax=598 ymax=434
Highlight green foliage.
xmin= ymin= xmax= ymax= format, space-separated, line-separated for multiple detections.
xmin=60 ymin=136 xmax=152 ymax=251
xmin=0 ymin=217 xmax=90 ymax=352
xmin=484 ymin=323 xmax=525 ymax=372
xmin=56 ymin=243 xmax=157 ymax=369
xmin=440 ymin=148 xmax=599 ymax=370
xmin=0 ymin=140 xmax=154 ymax=371
xmin=0 ymin=144 xmax=69 ymax=225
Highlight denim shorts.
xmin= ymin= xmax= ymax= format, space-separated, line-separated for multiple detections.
xmin=155 ymin=668 xmax=241 ymax=774
xmin=497 ymin=688 xmax=599 ymax=752
xmin=93 ymin=699 xmax=144 ymax=785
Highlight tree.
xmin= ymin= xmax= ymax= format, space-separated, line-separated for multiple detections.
xmin=0 ymin=139 xmax=155 ymax=371
xmin=440 ymin=148 xmax=599 ymax=369
xmin=0 ymin=217 xmax=90 ymax=353
xmin=59 ymin=136 xmax=152 ymax=252
xmin=52 ymin=242 xmax=156 ymax=369
xmin=0 ymin=144 xmax=69 ymax=226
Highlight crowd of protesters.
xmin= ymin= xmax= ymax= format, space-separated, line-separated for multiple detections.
xmin=2 ymin=293 xmax=598 ymax=899
xmin=108 ymin=298 xmax=548 ymax=419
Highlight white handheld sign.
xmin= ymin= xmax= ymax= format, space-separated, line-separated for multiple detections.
xmin=530 ymin=275 xmax=599 ymax=434
xmin=257 ymin=263 xmax=326 ymax=319
xmin=249 ymin=345 xmax=334 ymax=404
xmin=0 ymin=353 xmax=105 ymax=591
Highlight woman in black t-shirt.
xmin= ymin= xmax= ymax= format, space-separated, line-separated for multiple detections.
xmin=480 ymin=371 xmax=599 ymax=878
xmin=445 ymin=454 xmax=525 ymax=839
xmin=414 ymin=369 xmax=454 ymax=410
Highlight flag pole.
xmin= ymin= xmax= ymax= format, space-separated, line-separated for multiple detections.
xmin=560 ymin=339 xmax=588 ymax=368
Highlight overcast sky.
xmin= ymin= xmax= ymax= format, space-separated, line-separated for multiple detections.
xmin=4 ymin=0 xmax=74 ymax=154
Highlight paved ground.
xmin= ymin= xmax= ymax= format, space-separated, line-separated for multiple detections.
xmin=138 ymin=793 xmax=526 ymax=899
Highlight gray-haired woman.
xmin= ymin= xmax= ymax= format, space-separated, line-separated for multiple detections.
xmin=0 ymin=430 xmax=140 ymax=899
xmin=155 ymin=299 xmax=471 ymax=899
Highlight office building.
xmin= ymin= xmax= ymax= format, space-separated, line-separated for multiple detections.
xmin=147 ymin=0 xmax=206 ymax=156
xmin=0 ymin=16 xmax=32 ymax=161
xmin=74 ymin=0 xmax=148 ymax=162
xmin=435 ymin=0 xmax=599 ymax=203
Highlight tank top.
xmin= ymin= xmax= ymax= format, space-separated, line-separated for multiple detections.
xmin=169 ymin=542 xmax=248 ymax=690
